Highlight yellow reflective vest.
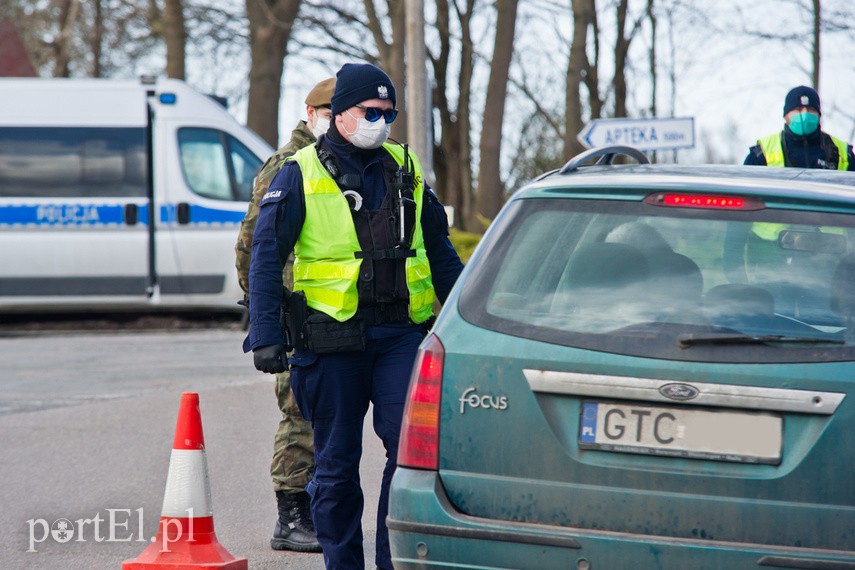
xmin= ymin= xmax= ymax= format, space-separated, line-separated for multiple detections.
xmin=290 ymin=143 xmax=435 ymax=323
xmin=757 ymin=132 xmax=849 ymax=170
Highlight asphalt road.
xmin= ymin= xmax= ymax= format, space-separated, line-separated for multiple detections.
xmin=0 ymin=325 xmax=385 ymax=569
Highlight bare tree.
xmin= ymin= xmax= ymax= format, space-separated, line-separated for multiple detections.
xmin=430 ymin=0 xmax=476 ymax=230
xmin=52 ymin=0 xmax=82 ymax=77
xmin=164 ymin=0 xmax=187 ymax=79
xmin=474 ymin=0 xmax=520 ymax=225
xmin=811 ymin=0 xmax=820 ymax=87
xmin=90 ymin=0 xmax=104 ymax=76
xmin=246 ymin=0 xmax=302 ymax=147
xmin=565 ymin=0 xmax=596 ymax=159
xmin=612 ymin=0 xmax=646 ymax=118
xmin=731 ymin=0 xmax=855 ymax=89
xmin=2 ymin=0 xmax=249 ymax=93
xmin=364 ymin=0 xmax=408 ymax=140
xmin=647 ymin=0 xmax=656 ymax=116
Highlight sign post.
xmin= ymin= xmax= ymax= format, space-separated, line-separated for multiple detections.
xmin=578 ymin=117 xmax=695 ymax=152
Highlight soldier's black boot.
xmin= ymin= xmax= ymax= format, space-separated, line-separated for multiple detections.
xmin=271 ymin=490 xmax=322 ymax=552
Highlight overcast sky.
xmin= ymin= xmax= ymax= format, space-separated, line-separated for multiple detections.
xmin=212 ymin=0 xmax=855 ymax=169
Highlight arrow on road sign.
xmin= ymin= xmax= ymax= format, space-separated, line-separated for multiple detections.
xmin=578 ymin=117 xmax=695 ymax=152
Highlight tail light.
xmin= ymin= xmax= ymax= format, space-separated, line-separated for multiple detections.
xmin=397 ymin=334 xmax=444 ymax=470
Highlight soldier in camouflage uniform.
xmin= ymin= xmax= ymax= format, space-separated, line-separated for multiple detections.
xmin=234 ymin=77 xmax=334 ymax=553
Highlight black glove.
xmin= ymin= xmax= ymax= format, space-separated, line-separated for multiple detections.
xmin=253 ymin=344 xmax=287 ymax=374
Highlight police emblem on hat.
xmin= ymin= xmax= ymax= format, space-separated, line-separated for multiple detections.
xmin=800 ymin=95 xmax=809 ymax=106
xmin=378 ymin=85 xmax=388 ymax=99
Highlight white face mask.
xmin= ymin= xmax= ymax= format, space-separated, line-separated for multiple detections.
xmin=310 ymin=116 xmax=330 ymax=138
xmin=344 ymin=110 xmax=390 ymax=149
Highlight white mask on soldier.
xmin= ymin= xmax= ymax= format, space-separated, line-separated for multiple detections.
xmin=311 ymin=116 xmax=330 ymax=139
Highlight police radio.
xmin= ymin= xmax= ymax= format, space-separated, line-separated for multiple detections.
xmin=393 ymin=144 xmax=417 ymax=247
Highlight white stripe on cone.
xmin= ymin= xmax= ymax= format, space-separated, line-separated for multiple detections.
xmin=160 ymin=449 xmax=213 ymax=518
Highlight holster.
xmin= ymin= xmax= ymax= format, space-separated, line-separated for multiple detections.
xmin=281 ymin=289 xmax=308 ymax=352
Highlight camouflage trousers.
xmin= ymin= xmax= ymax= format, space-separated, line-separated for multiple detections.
xmin=271 ymin=371 xmax=314 ymax=493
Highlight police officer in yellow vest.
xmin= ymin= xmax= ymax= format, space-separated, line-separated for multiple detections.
xmin=744 ymin=85 xmax=855 ymax=170
xmin=235 ymin=78 xmax=335 ymax=554
xmin=244 ymin=63 xmax=463 ymax=570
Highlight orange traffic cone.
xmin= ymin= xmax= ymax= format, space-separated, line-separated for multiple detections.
xmin=122 ymin=392 xmax=247 ymax=569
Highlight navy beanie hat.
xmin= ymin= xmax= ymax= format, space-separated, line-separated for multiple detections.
xmin=330 ymin=63 xmax=396 ymax=116
xmin=783 ymin=85 xmax=821 ymax=116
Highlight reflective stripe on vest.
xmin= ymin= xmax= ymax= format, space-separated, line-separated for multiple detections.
xmin=757 ymin=132 xmax=849 ymax=170
xmin=291 ymin=143 xmax=435 ymax=323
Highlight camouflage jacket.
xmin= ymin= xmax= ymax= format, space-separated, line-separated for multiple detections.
xmin=235 ymin=121 xmax=316 ymax=294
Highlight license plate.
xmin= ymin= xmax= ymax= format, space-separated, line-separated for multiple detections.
xmin=579 ymin=401 xmax=782 ymax=464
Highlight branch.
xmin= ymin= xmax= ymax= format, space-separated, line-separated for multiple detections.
xmin=363 ymin=0 xmax=389 ymax=58
xmin=247 ymin=0 xmax=297 ymax=31
xmin=508 ymin=68 xmax=563 ymax=139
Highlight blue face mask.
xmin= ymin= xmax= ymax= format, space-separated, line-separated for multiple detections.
xmin=789 ymin=111 xmax=819 ymax=136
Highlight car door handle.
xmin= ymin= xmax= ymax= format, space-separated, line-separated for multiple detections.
xmin=124 ymin=203 xmax=139 ymax=225
xmin=177 ymin=202 xmax=191 ymax=224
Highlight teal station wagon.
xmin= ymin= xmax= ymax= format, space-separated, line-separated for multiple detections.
xmin=389 ymin=147 xmax=855 ymax=569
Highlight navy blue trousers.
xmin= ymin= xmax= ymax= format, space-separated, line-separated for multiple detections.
xmin=289 ymin=329 xmax=424 ymax=570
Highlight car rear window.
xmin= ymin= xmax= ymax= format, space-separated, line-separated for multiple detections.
xmin=459 ymin=196 xmax=855 ymax=363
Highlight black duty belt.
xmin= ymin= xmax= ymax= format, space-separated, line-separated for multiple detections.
xmin=358 ymin=303 xmax=411 ymax=326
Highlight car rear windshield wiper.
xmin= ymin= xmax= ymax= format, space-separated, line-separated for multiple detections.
xmin=677 ymin=332 xmax=845 ymax=349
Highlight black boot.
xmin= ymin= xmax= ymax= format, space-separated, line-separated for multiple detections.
xmin=271 ymin=490 xmax=322 ymax=552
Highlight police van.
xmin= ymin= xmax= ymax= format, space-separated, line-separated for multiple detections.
xmin=0 ymin=76 xmax=273 ymax=314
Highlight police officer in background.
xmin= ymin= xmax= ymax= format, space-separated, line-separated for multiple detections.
xmin=745 ymin=85 xmax=855 ymax=170
xmin=235 ymin=77 xmax=335 ymax=554
xmin=244 ymin=63 xmax=463 ymax=570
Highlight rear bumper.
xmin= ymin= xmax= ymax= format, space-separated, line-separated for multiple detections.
xmin=388 ymin=468 xmax=855 ymax=570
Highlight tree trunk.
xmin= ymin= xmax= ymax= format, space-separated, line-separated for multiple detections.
xmin=457 ymin=0 xmax=475 ymax=230
xmin=586 ymin=3 xmax=602 ymax=119
xmin=565 ymin=0 xmax=592 ymax=159
xmin=648 ymin=0 xmax=656 ymax=117
xmin=431 ymin=0 xmax=454 ymax=211
xmin=91 ymin=0 xmax=103 ymax=77
xmin=648 ymin=0 xmax=656 ymax=162
xmin=811 ymin=0 xmax=820 ymax=88
xmin=613 ymin=0 xmax=630 ymax=118
xmin=430 ymin=0 xmax=476 ymax=231
xmin=361 ymin=0 xmax=408 ymax=140
xmin=246 ymin=0 xmax=301 ymax=148
xmin=163 ymin=0 xmax=186 ymax=79
xmin=388 ymin=0 xmax=407 ymax=142
xmin=53 ymin=0 xmax=81 ymax=77
xmin=474 ymin=0 xmax=519 ymax=226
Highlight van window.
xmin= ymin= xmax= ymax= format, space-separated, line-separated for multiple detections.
xmin=0 ymin=127 xmax=147 ymax=198
xmin=229 ymin=137 xmax=261 ymax=202
xmin=177 ymin=128 xmax=262 ymax=202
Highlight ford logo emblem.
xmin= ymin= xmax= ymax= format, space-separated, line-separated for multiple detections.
xmin=659 ymin=383 xmax=700 ymax=401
